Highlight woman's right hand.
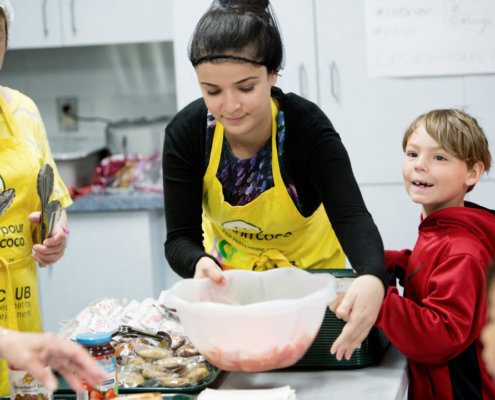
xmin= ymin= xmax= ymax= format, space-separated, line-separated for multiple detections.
xmin=194 ymin=257 xmax=227 ymax=286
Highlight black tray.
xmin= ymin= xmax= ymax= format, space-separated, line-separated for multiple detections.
xmin=55 ymin=367 xmax=222 ymax=395
xmin=290 ymin=269 xmax=389 ymax=369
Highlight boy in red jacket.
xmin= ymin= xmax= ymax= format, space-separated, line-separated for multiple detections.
xmin=374 ymin=109 xmax=495 ymax=400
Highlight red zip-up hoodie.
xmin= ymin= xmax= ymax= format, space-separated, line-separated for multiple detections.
xmin=375 ymin=202 xmax=495 ymax=400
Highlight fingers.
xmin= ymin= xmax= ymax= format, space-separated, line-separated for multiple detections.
xmin=209 ymin=267 xmax=227 ymax=286
xmin=44 ymin=339 xmax=105 ymax=391
xmin=194 ymin=257 xmax=227 ymax=286
xmin=32 ymin=245 xmax=65 ymax=265
xmin=58 ymin=366 xmax=85 ymax=392
xmin=33 ymin=228 xmax=66 ymax=264
xmin=28 ymin=212 xmax=41 ymax=224
xmin=330 ymin=316 xmax=366 ymax=360
xmin=329 ymin=293 xmax=345 ymax=314
xmin=335 ymin=291 xmax=356 ymax=321
xmin=25 ymin=359 xmax=58 ymax=393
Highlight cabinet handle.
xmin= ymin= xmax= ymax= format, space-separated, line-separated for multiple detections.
xmin=299 ymin=63 xmax=308 ymax=99
xmin=330 ymin=61 xmax=340 ymax=103
xmin=42 ymin=0 xmax=48 ymax=36
xmin=71 ymin=0 xmax=77 ymax=35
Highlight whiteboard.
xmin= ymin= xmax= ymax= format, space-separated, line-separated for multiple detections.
xmin=365 ymin=0 xmax=495 ymax=77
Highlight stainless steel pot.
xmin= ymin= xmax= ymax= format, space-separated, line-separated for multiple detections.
xmin=106 ymin=116 xmax=169 ymax=156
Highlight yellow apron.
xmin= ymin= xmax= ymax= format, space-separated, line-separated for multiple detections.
xmin=202 ymin=99 xmax=345 ymax=271
xmin=0 ymin=90 xmax=43 ymax=395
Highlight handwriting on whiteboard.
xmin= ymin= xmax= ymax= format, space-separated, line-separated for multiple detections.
xmin=365 ymin=0 xmax=495 ymax=77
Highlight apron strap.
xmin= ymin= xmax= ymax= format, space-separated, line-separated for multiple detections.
xmin=248 ymin=249 xmax=294 ymax=271
xmin=0 ymin=257 xmax=20 ymax=331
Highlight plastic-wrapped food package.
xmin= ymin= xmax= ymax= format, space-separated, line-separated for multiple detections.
xmin=131 ymin=152 xmax=163 ymax=193
xmin=58 ymin=295 xmax=214 ymax=389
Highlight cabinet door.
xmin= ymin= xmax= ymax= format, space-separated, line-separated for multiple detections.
xmin=8 ymin=0 xmax=63 ymax=49
xmin=270 ymin=0 xmax=318 ymax=104
xmin=172 ymin=0 xmax=208 ymax=111
xmin=60 ymin=0 xmax=173 ymax=47
xmin=315 ymin=0 xmax=464 ymax=184
xmin=464 ymin=75 xmax=495 ymax=148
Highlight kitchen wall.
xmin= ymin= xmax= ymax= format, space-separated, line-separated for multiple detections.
xmin=1 ymin=41 xmax=177 ymax=140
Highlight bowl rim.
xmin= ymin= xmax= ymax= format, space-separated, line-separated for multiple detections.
xmin=165 ymin=269 xmax=338 ymax=315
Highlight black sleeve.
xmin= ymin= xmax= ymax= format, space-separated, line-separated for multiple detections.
xmin=284 ymin=96 xmax=389 ymax=291
xmin=162 ymin=99 xmax=222 ymax=278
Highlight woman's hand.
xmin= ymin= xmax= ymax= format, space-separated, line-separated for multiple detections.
xmin=329 ymin=274 xmax=385 ymax=360
xmin=29 ymin=209 xmax=68 ymax=265
xmin=0 ymin=330 xmax=106 ymax=392
xmin=194 ymin=257 xmax=227 ymax=286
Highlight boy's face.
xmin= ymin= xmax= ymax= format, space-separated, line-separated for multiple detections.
xmin=481 ymin=284 xmax=495 ymax=378
xmin=402 ymin=125 xmax=477 ymax=218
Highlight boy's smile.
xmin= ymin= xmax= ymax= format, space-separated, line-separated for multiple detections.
xmin=402 ymin=125 xmax=482 ymax=218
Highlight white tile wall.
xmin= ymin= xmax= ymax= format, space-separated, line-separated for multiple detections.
xmin=1 ymin=42 xmax=177 ymax=140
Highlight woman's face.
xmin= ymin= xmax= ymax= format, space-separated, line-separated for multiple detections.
xmin=195 ymin=60 xmax=277 ymax=138
xmin=481 ymin=283 xmax=495 ymax=378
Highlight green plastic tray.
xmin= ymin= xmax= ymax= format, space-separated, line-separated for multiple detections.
xmin=290 ymin=269 xmax=389 ymax=369
xmin=55 ymin=366 xmax=222 ymax=395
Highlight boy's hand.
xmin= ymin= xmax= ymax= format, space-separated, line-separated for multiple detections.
xmin=329 ymin=275 xmax=385 ymax=360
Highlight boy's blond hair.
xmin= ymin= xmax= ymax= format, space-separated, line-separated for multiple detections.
xmin=403 ymin=109 xmax=492 ymax=193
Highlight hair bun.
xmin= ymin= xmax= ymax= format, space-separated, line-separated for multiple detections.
xmin=218 ymin=0 xmax=269 ymax=10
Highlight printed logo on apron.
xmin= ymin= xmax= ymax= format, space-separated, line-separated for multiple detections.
xmin=0 ymin=174 xmax=5 ymax=192
xmin=222 ymin=220 xmax=262 ymax=233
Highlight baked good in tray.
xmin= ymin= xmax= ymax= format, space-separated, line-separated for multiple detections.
xmin=114 ymin=328 xmax=212 ymax=388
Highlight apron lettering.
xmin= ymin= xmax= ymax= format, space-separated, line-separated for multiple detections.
xmin=0 ymin=224 xmax=23 ymax=237
xmin=14 ymin=286 xmax=31 ymax=300
xmin=0 ymin=237 xmax=25 ymax=248
xmin=17 ymin=310 xmax=31 ymax=318
xmin=15 ymin=286 xmax=31 ymax=300
xmin=0 ymin=290 xmax=5 ymax=302
xmin=234 ymin=231 xmax=293 ymax=240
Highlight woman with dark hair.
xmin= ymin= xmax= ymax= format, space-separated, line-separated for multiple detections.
xmin=163 ymin=0 xmax=388 ymax=361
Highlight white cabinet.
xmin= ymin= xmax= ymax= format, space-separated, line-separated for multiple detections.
xmin=315 ymin=0 xmax=464 ymax=184
xmin=9 ymin=0 xmax=173 ymax=50
xmin=172 ymin=0 xmax=318 ymax=111
xmin=172 ymin=0 xmax=208 ymax=111
xmin=60 ymin=0 xmax=173 ymax=47
xmin=463 ymin=75 xmax=495 ymax=148
xmin=9 ymin=0 xmax=63 ymax=49
xmin=269 ymin=0 xmax=318 ymax=104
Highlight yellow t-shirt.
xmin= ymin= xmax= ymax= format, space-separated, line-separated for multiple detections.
xmin=0 ymin=87 xmax=72 ymax=208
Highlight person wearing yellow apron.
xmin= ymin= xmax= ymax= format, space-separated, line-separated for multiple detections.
xmin=0 ymin=1 xmax=72 ymax=394
xmin=164 ymin=0 xmax=388 ymax=361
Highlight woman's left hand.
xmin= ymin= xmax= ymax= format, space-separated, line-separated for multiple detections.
xmin=329 ymin=274 xmax=385 ymax=361
xmin=29 ymin=211 xmax=68 ymax=265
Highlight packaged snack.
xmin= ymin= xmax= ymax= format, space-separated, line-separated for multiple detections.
xmin=175 ymin=344 xmax=200 ymax=358
xmin=8 ymin=365 xmax=53 ymax=400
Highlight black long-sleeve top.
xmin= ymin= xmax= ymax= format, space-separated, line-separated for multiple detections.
xmin=163 ymin=88 xmax=388 ymax=290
